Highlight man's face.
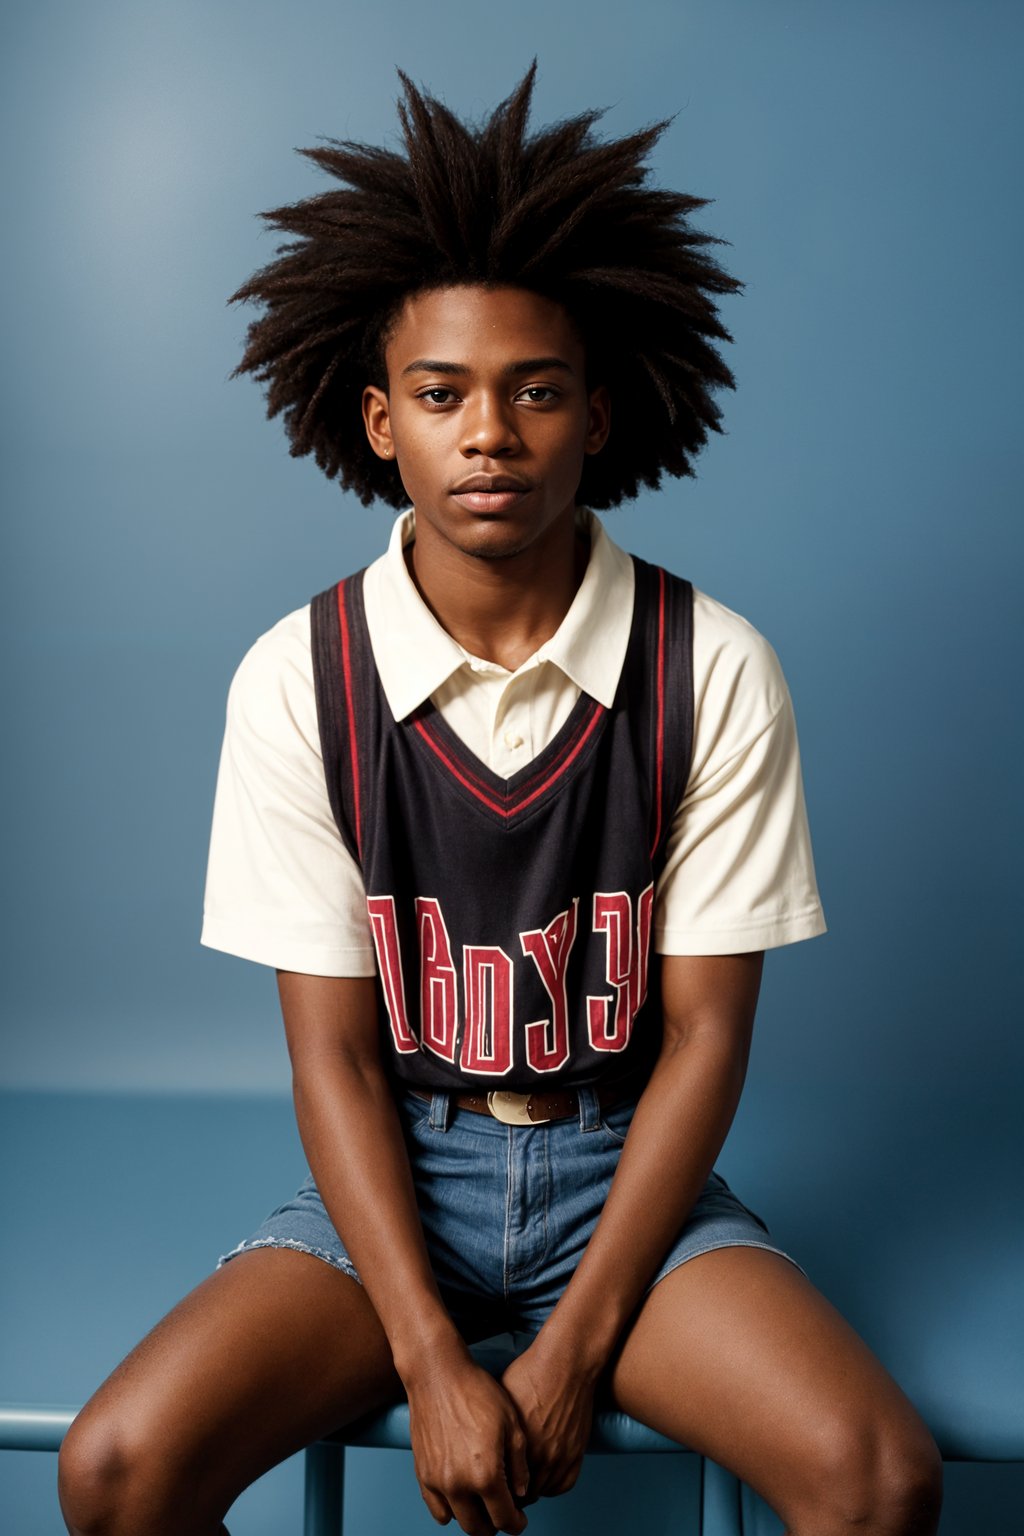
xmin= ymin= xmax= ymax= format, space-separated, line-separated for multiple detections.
xmin=362 ymin=284 xmax=610 ymax=562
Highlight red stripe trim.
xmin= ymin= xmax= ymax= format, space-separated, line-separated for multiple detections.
xmin=514 ymin=706 xmax=598 ymax=797
xmin=414 ymin=701 xmax=605 ymax=820
xmin=410 ymin=713 xmax=497 ymax=799
xmin=336 ymin=581 xmax=362 ymax=857
xmin=511 ymin=703 xmax=605 ymax=815
xmin=413 ymin=721 xmax=508 ymax=815
xmin=415 ymin=700 xmax=601 ymax=805
xmin=650 ymin=566 xmax=666 ymax=857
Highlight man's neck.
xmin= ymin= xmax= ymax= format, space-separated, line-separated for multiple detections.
xmin=403 ymin=510 xmax=590 ymax=673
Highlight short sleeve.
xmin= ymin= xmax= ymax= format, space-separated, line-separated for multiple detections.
xmin=654 ymin=589 xmax=827 ymax=955
xmin=199 ymin=606 xmax=377 ymax=976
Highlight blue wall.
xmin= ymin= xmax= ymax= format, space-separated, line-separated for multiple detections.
xmin=2 ymin=2 xmax=1021 ymax=1531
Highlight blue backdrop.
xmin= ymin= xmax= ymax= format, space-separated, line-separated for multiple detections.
xmin=2 ymin=2 xmax=1021 ymax=1532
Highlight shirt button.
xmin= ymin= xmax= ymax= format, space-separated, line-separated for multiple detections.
xmin=503 ymin=730 xmax=524 ymax=750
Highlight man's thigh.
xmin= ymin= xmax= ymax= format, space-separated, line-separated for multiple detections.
xmin=600 ymin=1246 xmax=941 ymax=1531
xmin=58 ymin=1248 xmax=405 ymax=1526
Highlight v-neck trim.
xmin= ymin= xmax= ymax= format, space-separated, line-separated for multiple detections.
xmin=348 ymin=565 xmax=622 ymax=825
xmin=318 ymin=553 xmax=688 ymax=852
xmin=408 ymin=688 xmax=608 ymax=822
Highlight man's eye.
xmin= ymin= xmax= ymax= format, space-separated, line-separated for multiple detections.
xmin=519 ymin=386 xmax=558 ymax=403
xmin=419 ymin=387 xmax=457 ymax=405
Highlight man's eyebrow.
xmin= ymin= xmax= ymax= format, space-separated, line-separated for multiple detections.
xmin=400 ymin=356 xmax=576 ymax=379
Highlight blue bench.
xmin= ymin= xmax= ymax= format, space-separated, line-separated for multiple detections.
xmin=5 ymin=1092 xmax=1021 ymax=1531
xmin=4 ymin=1328 xmax=1022 ymax=1535
xmin=1 ymin=1331 xmax=711 ymax=1535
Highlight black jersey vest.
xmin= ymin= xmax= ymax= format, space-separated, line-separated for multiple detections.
xmin=310 ymin=553 xmax=693 ymax=1095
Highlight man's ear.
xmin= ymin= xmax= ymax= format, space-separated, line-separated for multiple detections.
xmin=584 ymin=384 xmax=611 ymax=456
xmin=362 ymin=384 xmax=394 ymax=460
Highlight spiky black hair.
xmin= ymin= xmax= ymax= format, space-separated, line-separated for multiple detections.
xmin=228 ymin=59 xmax=743 ymax=510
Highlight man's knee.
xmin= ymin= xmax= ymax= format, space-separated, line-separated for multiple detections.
xmin=787 ymin=1411 xmax=943 ymax=1536
xmin=57 ymin=1398 xmax=222 ymax=1536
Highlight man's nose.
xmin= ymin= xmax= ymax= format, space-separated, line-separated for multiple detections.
xmin=459 ymin=395 xmax=522 ymax=456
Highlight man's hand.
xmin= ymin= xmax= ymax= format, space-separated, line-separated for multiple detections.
xmin=405 ymin=1342 xmax=531 ymax=1535
xmin=499 ymin=1336 xmax=596 ymax=1504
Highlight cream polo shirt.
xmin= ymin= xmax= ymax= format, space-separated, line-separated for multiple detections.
xmin=200 ymin=507 xmax=826 ymax=975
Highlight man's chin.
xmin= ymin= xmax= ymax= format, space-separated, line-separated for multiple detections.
xmin=449 ymin=520 xmax=537 ymax=562
xmin=464 ymin=537 xmax=530 ymax=561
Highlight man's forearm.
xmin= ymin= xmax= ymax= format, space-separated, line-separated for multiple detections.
xmin=533 ymin=1034 xmax=749 ymax=1377
xmin=292 ymin=1058 xmax=466 ymax=1382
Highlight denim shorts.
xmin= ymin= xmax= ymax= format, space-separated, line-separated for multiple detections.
xmin=217 ymin=1082 xmax=805 ymax=1339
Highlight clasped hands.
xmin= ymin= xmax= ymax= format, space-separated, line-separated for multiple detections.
xmin=407 ymin=1333 xmax=598 ymax=1535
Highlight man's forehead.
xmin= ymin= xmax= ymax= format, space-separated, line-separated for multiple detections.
xmin=386 ymin=283 xmax=583 ymax=365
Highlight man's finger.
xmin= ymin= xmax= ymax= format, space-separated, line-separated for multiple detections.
xmin=525 ymin=1456 xmax=556 ymax=1496
xmin=447 ymin=1485 xmax=521 ymax=1536
xmin=418 ymin=1482 xmax=453 ymax=1524
xmin=482 ymin=1473 xmax=528 ymax=1534
xmin=547 ymin=1459 xmax=583 ymax=1497
xmin=506 ymin=1423 xmax=531 ymax=1503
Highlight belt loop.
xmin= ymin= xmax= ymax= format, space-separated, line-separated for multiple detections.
xmin=577 ymin=1084 xmax=601 ymax=1133
xmin=429 ymin=1090 xmax=452 ymax=1133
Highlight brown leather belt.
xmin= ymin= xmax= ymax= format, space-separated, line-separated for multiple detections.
xmin=408 ymin=1073 xmax=644 ymax=1126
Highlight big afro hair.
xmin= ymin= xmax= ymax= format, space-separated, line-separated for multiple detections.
xmin=228 ymin=59 xmax=743 ymax=509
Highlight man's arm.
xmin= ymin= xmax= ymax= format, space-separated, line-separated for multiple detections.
xmin=499 ymin=951 xmax=763 ymax=1498
xmin=277 ymin=970 xmax=530 ymax=1534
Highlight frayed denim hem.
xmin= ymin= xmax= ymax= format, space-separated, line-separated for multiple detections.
xmin=216 ymin=1235 xmax=362 ymax=1285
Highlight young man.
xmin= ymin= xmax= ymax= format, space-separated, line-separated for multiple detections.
xmin=58 ymin=63 xmax=942 ymax=1536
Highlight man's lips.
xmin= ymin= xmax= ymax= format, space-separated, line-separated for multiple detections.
xmin=449 ymin=474 xmax=533 ymax=514
xmin=450 ymin=488 xmax=532 ymax=513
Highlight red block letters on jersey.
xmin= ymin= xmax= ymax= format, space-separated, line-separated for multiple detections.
xmin=366 ymin=887 xmax=654 ymax=1077
xmin=462 ymin=946 xmax=514 ymax=1073
xmin=588 ymin=887 xmax=654 ymax=1051
xmin=416 ymin=898 xmax=458 ymax=1063
xmin=366 ymin=896 xmax=418 ymax=1053
xmin=520 ymin=899 xmax=578 ymax=1073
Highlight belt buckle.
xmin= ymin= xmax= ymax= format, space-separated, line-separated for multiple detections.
xmin=486 ymin=1090 xmax=549 ymax=1126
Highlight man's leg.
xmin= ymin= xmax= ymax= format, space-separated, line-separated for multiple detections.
xmin=57 ymin=1248 xmax=406 ymax=1536
xmin=600 ymin=1246 xmax=942 ymax=1536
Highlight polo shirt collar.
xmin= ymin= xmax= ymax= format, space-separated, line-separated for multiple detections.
xmin=363 ymin=505 xmax=635 ymax=721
